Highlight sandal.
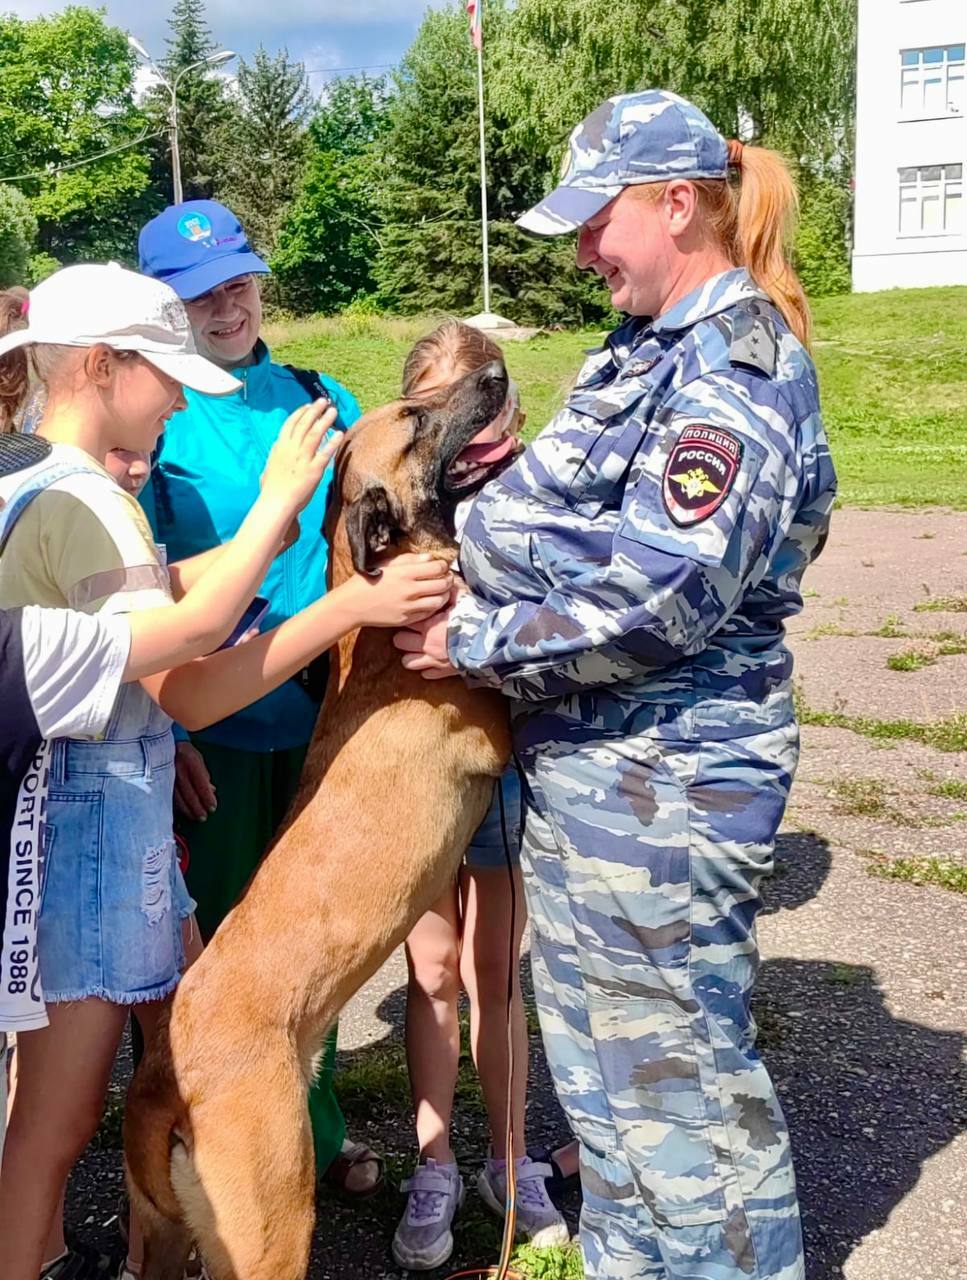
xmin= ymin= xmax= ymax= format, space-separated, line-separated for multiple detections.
xmin=526 ymin=1144 xmax=581 ymax=1207
xmin=116 ymin=1251 xmax=210 ymax=1279
xmin=321 ymin=1138 xmax=385 ymax=1199
xmin=41 ymin=1240 xmax=114 ymax=1279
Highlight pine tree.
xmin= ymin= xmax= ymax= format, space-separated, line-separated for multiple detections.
xmin=373 ymin=2 xmax=610 ymax=325
xmin=218 ymin=47 xmax=312 ymax=259
xmin=146 ymin=0 xmax=233 ymax=202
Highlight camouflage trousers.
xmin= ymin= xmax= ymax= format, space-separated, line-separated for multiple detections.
xmin=516 ymin=719 xmax=805 ymax=1280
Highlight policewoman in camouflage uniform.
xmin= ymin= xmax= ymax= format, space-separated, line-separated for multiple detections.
xmin=397 ymin=91 xmax=835 ymax=1280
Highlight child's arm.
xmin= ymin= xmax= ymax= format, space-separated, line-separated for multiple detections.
xmin=136 ymin=554 xmax=453 ymax=728
xmin=126 ymin=401 xmax=339 ymax=674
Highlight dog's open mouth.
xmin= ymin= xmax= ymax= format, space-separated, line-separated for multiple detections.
xmin=445 ymin=431 xmax=521 ymax=494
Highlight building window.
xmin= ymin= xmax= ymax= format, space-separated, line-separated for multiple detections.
xmin=900 ymin=45 xmax=966 ymax=117
xmin=898 ymin=165 xmax=963 ymax=235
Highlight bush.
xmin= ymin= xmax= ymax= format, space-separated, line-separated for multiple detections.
xmin=0 ymin=186 xmax=38 ymax=288
xmin=25 ymin=252 xmax=60 ymax=286
xmin=795 ymin=178 xmax=852 ymax=298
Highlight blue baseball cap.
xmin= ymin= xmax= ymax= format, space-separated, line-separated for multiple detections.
xmin=518 ymin=90 xmax=729 ymax=236
xmin=138 ymin=200 xmax=270 ymax=300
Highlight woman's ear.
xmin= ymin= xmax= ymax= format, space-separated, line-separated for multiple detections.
xmin=664 ymin=180 xmax=699 ymax=239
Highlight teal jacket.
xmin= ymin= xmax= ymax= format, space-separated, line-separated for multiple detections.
xmin=141 ymin=341 xmax=361 ymax=752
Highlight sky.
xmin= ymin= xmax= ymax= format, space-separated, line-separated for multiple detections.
xmin=10 ymin=1 xmax=449 ymax=93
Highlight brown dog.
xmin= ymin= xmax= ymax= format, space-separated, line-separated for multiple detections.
xmin=124 ymin=361 xmax=515 ymax=1280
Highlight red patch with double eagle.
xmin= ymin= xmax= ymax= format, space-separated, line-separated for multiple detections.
xmin=662 ymin=425 xmax=742 ymax=527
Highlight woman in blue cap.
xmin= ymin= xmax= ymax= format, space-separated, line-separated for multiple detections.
xmin=137 ymin=200 xmax=381 ymax=1198
xmin=396 ymin=90 xmax=837 ymax=1280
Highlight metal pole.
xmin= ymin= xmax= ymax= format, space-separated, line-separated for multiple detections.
xmin=169 ymin=85 xmax=183 ymax=204
xmin=475 ymin=41 xmax=491 ymax=315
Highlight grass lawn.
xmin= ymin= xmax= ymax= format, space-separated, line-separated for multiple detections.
xmin=266 ymin=284 xmax=967 ymax=510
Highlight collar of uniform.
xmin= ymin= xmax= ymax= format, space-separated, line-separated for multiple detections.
xmin=650 ymin=267 xmax=768 ymax=336
xmin=227 ymin=338 xmax=273 ymax=399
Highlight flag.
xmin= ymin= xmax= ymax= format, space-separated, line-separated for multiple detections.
xmin=467 ymin=0 xmax=482 ymax=50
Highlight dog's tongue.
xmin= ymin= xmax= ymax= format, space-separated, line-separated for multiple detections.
xmin=457 ymin=433 xmax=519 ymax=466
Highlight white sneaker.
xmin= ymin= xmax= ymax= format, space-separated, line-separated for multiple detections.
xmin=477 ymin=1155 xmax=570 ymax=1247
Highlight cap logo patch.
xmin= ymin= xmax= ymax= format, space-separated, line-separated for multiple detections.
xmin=662 ymin=424 xmax=742 ymax=526
xmin=177 ymin=212 xmax=213 ymax=243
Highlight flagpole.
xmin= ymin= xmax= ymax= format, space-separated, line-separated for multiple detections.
xmin=474 ymin=37 xmax=491 ymax=316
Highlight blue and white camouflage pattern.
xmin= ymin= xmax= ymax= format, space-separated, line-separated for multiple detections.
xmin=448 ymin=267 xmax=835 ymax=1279
xmin=518 ymin=90 xmax=730 ymax=236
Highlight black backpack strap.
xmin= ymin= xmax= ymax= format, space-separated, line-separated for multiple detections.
xmin=0 ymin=432 xmax=51 ymax=478
xmin=283 ymin=366 xmax=351 ymax=431
xmin=280 ymin=365 xmax=340 ymax=704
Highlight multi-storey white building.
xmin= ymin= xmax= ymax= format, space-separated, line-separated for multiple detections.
xmin=853 ymin=0 xmax=966 ymax=291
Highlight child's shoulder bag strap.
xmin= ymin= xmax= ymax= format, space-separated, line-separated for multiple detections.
xmin=0 ymin=437 xmax=109 ymax=556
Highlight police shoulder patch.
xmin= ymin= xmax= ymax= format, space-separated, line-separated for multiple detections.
xmin=662 ymin=424 xmax=742 ymax=527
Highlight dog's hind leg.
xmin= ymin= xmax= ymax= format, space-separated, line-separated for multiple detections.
xmin=173 ymin=1066 xmax=316 ymax=1280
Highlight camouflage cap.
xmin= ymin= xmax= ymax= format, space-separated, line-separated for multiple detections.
xmin=517 ymin=90 xmax=729 ymax=237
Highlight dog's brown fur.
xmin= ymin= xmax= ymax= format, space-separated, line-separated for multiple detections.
xmin=124 ymin=366 xmax=512 ymax=1280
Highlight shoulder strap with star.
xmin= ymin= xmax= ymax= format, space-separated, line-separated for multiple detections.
xmin=729 ymin=300 xmax=778 ymax=377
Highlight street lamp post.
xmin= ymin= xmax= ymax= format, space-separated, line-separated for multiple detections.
xmin=128 ymin=36 xmax=236 ymax=204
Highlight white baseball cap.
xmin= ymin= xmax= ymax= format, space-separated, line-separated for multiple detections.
xmin=0 ymin=262 xmax=241 ymax=396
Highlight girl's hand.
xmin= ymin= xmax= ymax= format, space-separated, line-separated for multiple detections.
xmin=346 ymin=553 xmax=453 ymax=628
xmin=260 ymin=400 xmax=341 ymax=515
xmin=393 ymin=600 xmax=460 ymax=680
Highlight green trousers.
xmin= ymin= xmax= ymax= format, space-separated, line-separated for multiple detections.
xmin=178 ymin=737 xmax=345 ymax=1173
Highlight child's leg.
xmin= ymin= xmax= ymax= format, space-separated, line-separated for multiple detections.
xmin=5 ymin=1039 xmax=69 ymax=1269
xmin=457 ymin=864 xmax=529 ymax=1160
xmin=404 ymin=885 xmax=463 ymax=1162
xmin=0 ymin=998 xmax=127 ymax=1280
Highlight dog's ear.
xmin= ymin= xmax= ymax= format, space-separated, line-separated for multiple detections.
xmin=345 ymin=482 xmax=404 ymax=576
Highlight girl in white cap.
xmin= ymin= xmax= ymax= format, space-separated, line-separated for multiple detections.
xmin=0 ymin=265 xmax=452 ymax=1280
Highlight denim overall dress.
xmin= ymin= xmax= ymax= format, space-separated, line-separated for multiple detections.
xmin=0 ymin=456 xmax=193 ymax=1006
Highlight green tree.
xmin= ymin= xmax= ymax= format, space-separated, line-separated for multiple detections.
xmin=373 ymin=3 xmax=611 ymax=325
xmin=145 ymin=0 xmax=234 ymax=201
xmin=0 ymin=6 xmax=155 ymax=263
xmin=218 ymin=46 xmax=312 ymax=260
xmin=0 ymin=186 xmax=37 ymax=286
xmin=492 ymin=0 xmax=856 ymax=170
xmin=794 ymin=178 xmax=853 ymax=297
xmin=272 ymin=75 xmax=392 ymax=314
xmin=489 ymin=0 xmax=857 ymax=296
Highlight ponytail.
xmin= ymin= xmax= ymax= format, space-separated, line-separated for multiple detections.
xmin=634 ymin=146 xmax=812 ymax=348
xmin=0 ymin=287 xmax=29 ymax=433
xmin=726 ymin=143 xmax=811 ymax=348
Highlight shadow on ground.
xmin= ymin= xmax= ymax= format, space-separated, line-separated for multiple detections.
xmin=64 ymin=831 xmax=966 ymax=1280
xmin=757 ymin=833 xmax=967 ymax=1280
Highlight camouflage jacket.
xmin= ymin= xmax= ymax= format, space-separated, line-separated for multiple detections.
xmin=449 ymin=269 xmax=836 ymax=735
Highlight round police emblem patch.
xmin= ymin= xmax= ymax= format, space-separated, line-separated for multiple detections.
xmin=177 ymin=212 xmax=212 ymax=243
xmin=662 ymin=424 xmax=742 ymax=527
